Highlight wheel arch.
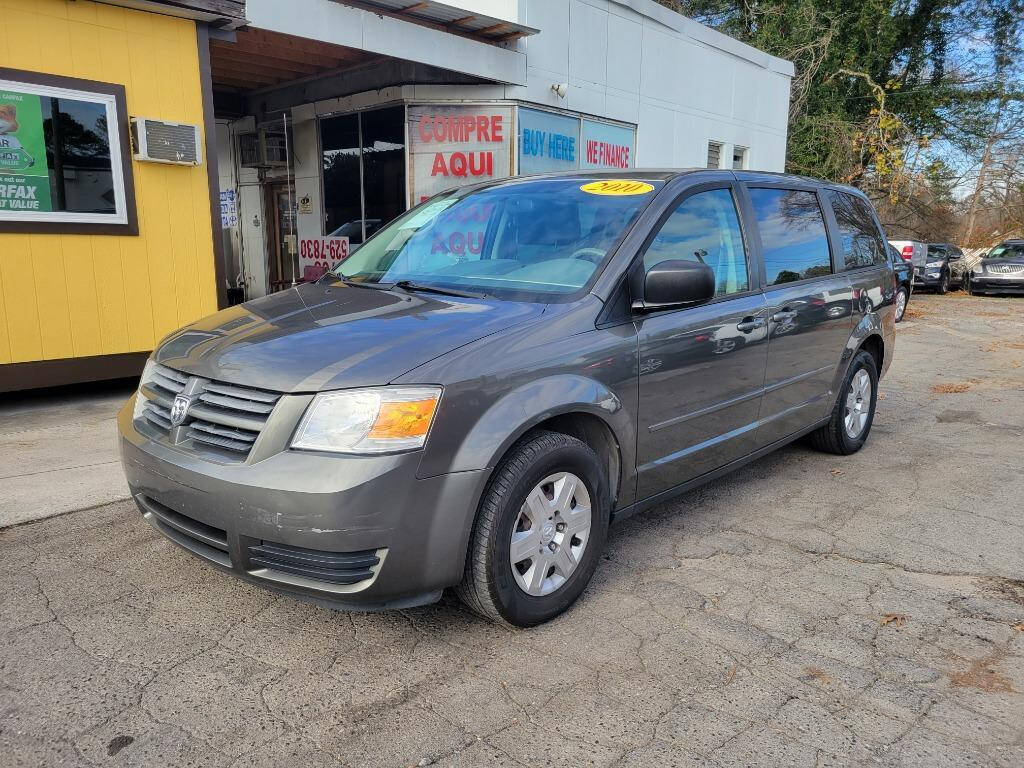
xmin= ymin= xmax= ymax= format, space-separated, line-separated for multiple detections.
xmin=441 ymin=374 xmax=635 ymax=512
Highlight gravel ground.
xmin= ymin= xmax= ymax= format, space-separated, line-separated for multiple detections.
xmin=2 ymin=292 xmax=1023 ymax=768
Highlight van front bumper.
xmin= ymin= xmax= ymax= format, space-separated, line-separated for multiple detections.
xmin=117 ymin=397 xmax=488 ymax=610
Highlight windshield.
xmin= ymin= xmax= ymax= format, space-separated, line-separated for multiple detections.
xmin=987 ymin=244 xmax=1024 ymax=259
xmin=330 ymin=178 xmax=663 ymax=299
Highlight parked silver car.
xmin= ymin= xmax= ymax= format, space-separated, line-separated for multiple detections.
xmin=967 ymin=240 xmax=1024 ymax=295
xmin=119 ymin=171 xmax=896 ymax=626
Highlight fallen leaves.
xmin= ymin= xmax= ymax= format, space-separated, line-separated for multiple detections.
xmin=1013 ymin=622 xmax=1024 ymax=633
xmin=830 ymin=468 xmax=844 ymax=476
xmin=880 ymin=613 xmax=907 ymax=628
xmin=931 ymin=382 xmax=971 ymax=394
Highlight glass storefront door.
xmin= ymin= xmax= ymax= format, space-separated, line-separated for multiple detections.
xmin=321 ymin=106 xmax=405 ymax=245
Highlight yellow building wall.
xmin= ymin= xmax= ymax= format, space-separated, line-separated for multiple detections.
xmin=0 ymin=0 xmax=218 ymax=365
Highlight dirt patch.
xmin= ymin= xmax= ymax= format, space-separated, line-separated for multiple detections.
xmin=932 ymin=383 xmax=971 ymax=394
xmin=987 ymin=340 xmax=1024 ymax=351
xmin=992 ymin=578 xmax=1024 ymax=606
xmin=802 ymin=666 xmax=834 ymax=686
xmin=936 ymin=410 xmax=980 ymax=424
xmin=903 ymin=304 xmax=927 ymax=320
xmin=949 ymin=650 xmax=1015 ymax=693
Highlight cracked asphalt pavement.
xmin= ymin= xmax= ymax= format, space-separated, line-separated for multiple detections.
xmin=2 ymin=292 xmax=1024 ymax=767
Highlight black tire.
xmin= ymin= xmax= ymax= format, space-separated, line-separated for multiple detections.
xmin=893 ymin=287 xmax=908 ymax=323
xmin=808 ymin=350 xmax=878 ymax=455
xmin=456 ymin=430 xmax=609 ymax=627
xmin=937 ymin=272 xmax=949 ymax=294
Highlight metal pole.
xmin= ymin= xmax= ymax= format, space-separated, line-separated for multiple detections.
xmin=358 ymin=112 xmax=366 ymax=243
xmin=284 ymin=111 xmax=297 ymax=286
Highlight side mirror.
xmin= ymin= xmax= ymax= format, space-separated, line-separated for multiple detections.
xmin=948 ymin=252 xmax=961 ymax=260
xmin=632 ymin=259 xmax=716 ymax=311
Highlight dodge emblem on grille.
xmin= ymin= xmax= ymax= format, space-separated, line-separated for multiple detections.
xmin=170 ymin=394 xmax=192 ymax=426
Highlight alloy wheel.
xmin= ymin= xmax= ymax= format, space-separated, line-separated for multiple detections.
xmin=894 ymin=290 xmax=907 ymax=321
xmin=509 ymin=472 xmax=592 ymax=597
xmin=844 ymin=369 xmax=872 ymax=439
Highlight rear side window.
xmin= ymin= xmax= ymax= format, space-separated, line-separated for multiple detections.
xmin=748 ymin=188 xmax=833 ymax=285
xmin=828 ymin=191 xmax=888 ymax=268
xmin=643 ymin=188 xmax=749 ymax=296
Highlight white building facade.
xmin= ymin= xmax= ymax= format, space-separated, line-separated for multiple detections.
xmin=211 ymin=0 xmax=793 ymax=298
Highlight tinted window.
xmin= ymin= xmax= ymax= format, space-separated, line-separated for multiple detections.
xmin=748 ymin=188 xmax=832 ymax=285
xmin=829 ymin=191 xmax=887 ymax=268
xmin=643 ymin=188 xmax=749 ymax=296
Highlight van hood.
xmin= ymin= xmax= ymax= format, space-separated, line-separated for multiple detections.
xmin=154 ymin=281 xmax=545 ymax=392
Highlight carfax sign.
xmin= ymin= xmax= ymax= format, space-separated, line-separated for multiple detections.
xmin=0 ymin=90 xmax=52 ymax=212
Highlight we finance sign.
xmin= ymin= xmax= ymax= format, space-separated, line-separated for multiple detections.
xmin=408 ymin=105 xmax=513 ymax=205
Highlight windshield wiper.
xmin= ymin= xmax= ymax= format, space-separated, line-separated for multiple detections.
xmin=320 ymin=273 xmax=388 ymax=290
xmin=390 ymin=280 xmax=488 ymax=299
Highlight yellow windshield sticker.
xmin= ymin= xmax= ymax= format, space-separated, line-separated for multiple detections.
xmin=580 ymin=180 xmax=654 ymax=196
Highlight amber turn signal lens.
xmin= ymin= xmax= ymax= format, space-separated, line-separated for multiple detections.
xmin=369 ymin=398 xmax=438 ymax=439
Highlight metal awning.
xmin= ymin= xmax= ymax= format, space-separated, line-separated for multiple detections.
xmin=337 ymin=0 xmax=539 ymax=43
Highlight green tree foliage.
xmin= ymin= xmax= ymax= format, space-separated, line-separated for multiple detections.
xmin=658 ymin=0 xmax=1024 ymax=203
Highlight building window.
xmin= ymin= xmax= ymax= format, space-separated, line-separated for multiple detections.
xmin=707 ymin=141 xmax=723 ymax=169
xmin=0 ymin=68 xmax=136 ymax=234
xmin=320 ymin=106 xmax=405 ymax=244
xmin=732 ymin=146 xmax=748 ymax=169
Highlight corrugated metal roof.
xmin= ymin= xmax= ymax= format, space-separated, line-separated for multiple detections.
xmin=339 ymin=1 xmax=538 ymax=42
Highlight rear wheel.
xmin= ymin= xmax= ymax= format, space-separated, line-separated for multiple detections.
xmin=893 ymin=287 xmax=908 ymax=323
xmin=808 ymin=350 xmax=878 ymax=455
xmin=456 ymin=431 xmax=609 ymax=627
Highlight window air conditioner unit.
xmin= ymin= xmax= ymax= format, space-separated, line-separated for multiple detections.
xmin=130 ymin=117 xmax=202 ymax=165
xmin=238 ymin=126 xmax=288 ymax=169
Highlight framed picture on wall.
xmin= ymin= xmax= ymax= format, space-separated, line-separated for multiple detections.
xmin=0 ymin=67 xmax=137 ymax=235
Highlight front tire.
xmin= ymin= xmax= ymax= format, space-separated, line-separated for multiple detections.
xmin=937 ymin=272 xmax=949 ymax=294
xmin=808 ymin=350 xmax=878 ymax=455
xmin=456 ymin=430 xmax=609 ymax=627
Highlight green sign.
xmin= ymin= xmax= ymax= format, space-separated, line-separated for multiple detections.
xmin=0 ymin=90 xmax=52 ymax=212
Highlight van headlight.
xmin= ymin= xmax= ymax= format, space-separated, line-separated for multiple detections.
xmin=132 ymin=359 xmax=157 ymax=421
xmin=291 ymin=386 xmax=442 ymax=454
xmin=973 ymin=265 xmax=984 ymax=275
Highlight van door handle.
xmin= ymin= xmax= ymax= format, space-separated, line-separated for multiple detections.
xmin=736 ymin=316 xmax=767 ymax=333
xmin=771 ymin=310 xmax=798 ymax=323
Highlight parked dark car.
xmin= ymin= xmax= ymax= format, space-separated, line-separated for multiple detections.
xmin=119 ymin=170 xmax=897 ymax=627
xmin=966 ymin=240 xmax=1024 ymax=295
xmin=889 ymin=243 xmax=912 ymax=321
xmin=914 ymin=243 xmax=963 ymax=293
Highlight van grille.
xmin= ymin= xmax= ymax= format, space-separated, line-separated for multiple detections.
xmin=248 ymin=542 xmax=382 ymax=586
xmin=138 ymin=364 xmax=280 ymax=460
xmin=137 ymin=495 xmax=231 ymax=567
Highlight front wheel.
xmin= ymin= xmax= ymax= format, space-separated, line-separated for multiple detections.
xmin=808 ymin=350 xmax=878 ymax=455
xmin=937 ymin=272 xmax=949 ymax=294
xmin=456 ymin=430 xmax=609 ymax=627
xmin=893 ymin=287 xmax=908 ymax=323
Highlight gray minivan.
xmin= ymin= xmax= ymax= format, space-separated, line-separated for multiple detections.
xmin=119 ymin=170 xmax=896 ymax=626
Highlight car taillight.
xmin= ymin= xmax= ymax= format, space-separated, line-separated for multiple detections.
xmin=901 ymin=246 xmax=913 ymax=261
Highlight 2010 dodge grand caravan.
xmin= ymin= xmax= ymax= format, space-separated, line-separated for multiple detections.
xmin=119 ymin=170 xmax=896 ymax=627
